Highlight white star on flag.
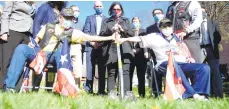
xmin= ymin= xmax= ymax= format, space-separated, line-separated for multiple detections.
xmin=60 ymin=54 xmax=68 ymax=64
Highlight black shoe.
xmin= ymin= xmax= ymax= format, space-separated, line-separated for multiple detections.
xmin=97 ymin=91 xmax=107 ymax=96
xmin=108 ymin=90 xmax=118 ymax=99
xmin=84 ymin=80 xmax=93 ymax=94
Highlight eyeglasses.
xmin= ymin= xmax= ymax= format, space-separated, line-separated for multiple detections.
xmin=153 ymin=12 xmax=163 ymax=16
xmin=73 ymin=10 xmax=80 ymax=12
xmin=95 ymin=6 xmax=102 ymax=8
xmin=113 ymin=8 xmax=121 ymax=11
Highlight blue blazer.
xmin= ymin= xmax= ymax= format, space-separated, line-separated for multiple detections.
xmin=83 ymin=14 xmax=106 ymax=51
xmin=33 ymin=3 xmax=57 ymax=38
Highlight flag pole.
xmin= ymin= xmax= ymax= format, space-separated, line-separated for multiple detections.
xmin=171 ymin=50 xmax=183 ymax=101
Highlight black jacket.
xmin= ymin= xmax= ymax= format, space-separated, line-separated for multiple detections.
xmin=206 ymin=20 xmax=221 ymax=59
xmin=99 ymin=16 xmax=134 ymax=65
xmin=146 ymin=23 xmax=160 ymax=34
xmin=132 ymin=29 xmax=146 ymax=54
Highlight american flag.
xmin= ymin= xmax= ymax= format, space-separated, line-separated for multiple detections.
xmin=164 ymin=50 xmax=194 ymax=100
xmin=54 ymin=38 xmax=78 ymax=97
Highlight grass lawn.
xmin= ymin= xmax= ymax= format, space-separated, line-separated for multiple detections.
xmin=1 ymin=87 xmax=229 ymax=109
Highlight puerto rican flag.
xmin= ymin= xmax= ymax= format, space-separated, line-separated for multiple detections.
xmin=164 ymin=51 xmax=194 ymax=100
xmin=54 ymin=38 xmax=78 ymax=97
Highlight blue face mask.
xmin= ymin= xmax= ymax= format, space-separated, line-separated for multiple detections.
xmin=62 ymin=19 xmax=72 ymax=29
xmin=28 ymin=4 xmax=36 ymax=14
xmin=95 ymin=7 xmax=103 ymax=15
xmin=132 ymin=22 xmax=140 ymax=29
xmin=202 ymin=12 xmax=207 ymax=20
xmin=74 ymin=12 xmax=80 ymax=18
xmin=154 ymin=14 xmax=164 ymax=23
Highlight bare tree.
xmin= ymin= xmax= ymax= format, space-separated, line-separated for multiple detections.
xmin=199 ymin=1 xmax=229 ymax=43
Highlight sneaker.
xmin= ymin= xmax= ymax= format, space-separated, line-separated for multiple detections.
xmin=83 ymin=80 xmax=93 ymax=94
xmin=124 ymin=91 xmax=137 ymax=101
xmin=3 ymin=87 xmax=15 ymax=93
xmin=108 ymin=90 xmax=118 ymax=100
xmin=193 ymin=94 xmax=208 ymax=101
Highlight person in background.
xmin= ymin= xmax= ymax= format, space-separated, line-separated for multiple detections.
xmin=0 ymin=4 xmax=2 ymax=16
xmin=83 ymin=1 xmax=107 ymax=94
xmin=146 ymin=8 xmax=164 ymax=34
xmin=146 ymin=8 xmax=165 ymax=97
xmin=33 ymin=1 xmax=67 ymax=38
xmin=0 ymin=1 xmax=36 ymax=89
xmin=166 ymin=1 xmax=203 ymax=63
xmin=129 ymin=17 xmax=147 ymax=97
xmin=99 ymin=2 xmax=133 ymax=95
xmin=200 ymin=7 xmax=223 ymax=98
xmin=70 ymin=5 xmax=83 ymax=88
xmin=32 ymin=1 xmax=67 ymax=90
xmin=2 ymin=8 xmax=116 ymax=93
xmin=0 ymin=3 xmax=4 ymax=89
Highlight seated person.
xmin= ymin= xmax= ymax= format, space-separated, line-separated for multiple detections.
xmin=117 ymin=18 xmax=210 ymax=100
xmin=3 ymin=8 xmax=115 ymax=92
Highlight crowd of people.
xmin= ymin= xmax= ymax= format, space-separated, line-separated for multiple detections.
xmin=0 ymin=1 xmax=224 ymax=100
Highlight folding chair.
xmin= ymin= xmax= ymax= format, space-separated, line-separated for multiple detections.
xmin=20 ymin=38 xmax=59 ymax=93
xmin=20 ymin=61 xmax=57 ymax=93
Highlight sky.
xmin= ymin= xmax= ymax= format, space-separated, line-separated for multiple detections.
xmin=0 ymin=1 xmax=171 ymax=30
xmin=67 ymin=1 xmax=170 ymax=29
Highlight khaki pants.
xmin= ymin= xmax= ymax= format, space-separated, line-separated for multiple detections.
xmin=70 ymin=44 xmax=82 ymax=79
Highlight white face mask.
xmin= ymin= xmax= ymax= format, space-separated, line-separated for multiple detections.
xmin=161 ymin=27 xmax=173 ymax=37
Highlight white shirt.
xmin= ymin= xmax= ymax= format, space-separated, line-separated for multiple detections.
xmin=200 ymin=19 xmax=211 ymax=45
xmin=139 ymin=33 xmax=187 ymax=68
xmin=96 ymin=15 xmax=103 ymax=35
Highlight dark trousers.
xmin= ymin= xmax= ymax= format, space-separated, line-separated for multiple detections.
xmin=129 ymin=53 xmax=147 ymax=97
xmin=107 ymin=62 xmax=130 ymax=93
xmin=0 ymin=40 xmax=5 ymax=88
xmin=202 ymin=45 xmax=223 ymax=98
xmin=159 ymin=61 xmax=210 ymax=98
xmin=1 ymin=30 xmax=30 ymax=90
xmin=91 ymin=48 xmax=106 ymax=94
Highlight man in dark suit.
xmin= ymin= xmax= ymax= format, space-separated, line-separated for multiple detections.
xmin=83 ymin=1 xmax=107 ymax=94
xmin=145 ymin=9 xmax=165 ymax=97
xmin=200 ymin=7 xmax=223 ymax=98
xmin=146 ymin=9 xmax=164 ymax=34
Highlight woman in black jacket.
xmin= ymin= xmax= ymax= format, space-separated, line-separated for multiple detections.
xmin=99 ymin=2 xmax=134 ymax=94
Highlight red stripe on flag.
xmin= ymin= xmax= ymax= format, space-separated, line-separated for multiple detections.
xmin=54 ymin=68 xmax=78 ymax=97
xmin=164 ymin=51 xmax=186 ymax=100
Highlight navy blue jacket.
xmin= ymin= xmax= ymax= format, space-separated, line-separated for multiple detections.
xmin=82 ymin=14 xmax=106 ymax=51
xmin=33 ymin=3 xmax=57 ymax=38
